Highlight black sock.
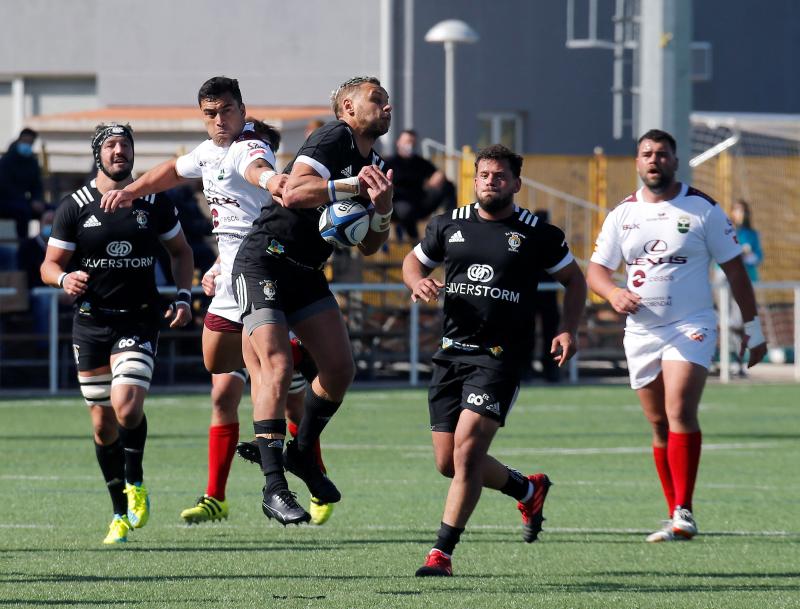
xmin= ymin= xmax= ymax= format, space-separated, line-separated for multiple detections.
xmin=433 ymin=522 xmax=464 ymax=556
xmin=296 ymin=390 xmax=341 ymax=453
xmin=254 ymin=419 xmax=288 ymax=494
xmin=94 ymin=439 xmax=127 ymax=515
xmin=118 ymin=414 xmax=147 ymax=484
xmin=499 ymin=466 xmax=530 ymax=501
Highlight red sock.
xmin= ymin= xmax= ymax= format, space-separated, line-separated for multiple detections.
xmin=206 ymin=423 xmax=239 ymax=500
xmin=287 ymin=420 xmax=326 ymax=474
xmin=667 ymin=430 xmax=702 ymax=511
xmin=653 ymin=445 xmax=675 ymax=516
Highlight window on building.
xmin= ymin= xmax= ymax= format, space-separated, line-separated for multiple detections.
xmin=478 ymin=113 xmax=523 ymax=151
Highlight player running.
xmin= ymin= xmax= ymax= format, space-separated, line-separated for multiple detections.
xmin=41 ymin=123 xmax=194 ymax=544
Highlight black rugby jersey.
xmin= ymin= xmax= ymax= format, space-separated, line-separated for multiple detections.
xmin=50 ymin=180 xmax=181 ymax=310
xmin=416 ymin=204 xmax=572 ymax=372
xmin=248 ymin=120 xmax=386 ymax=269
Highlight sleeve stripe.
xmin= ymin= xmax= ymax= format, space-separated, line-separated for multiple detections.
xmin=545 ymin=251 xmax=574 ymax=275
xmin=47 ymin=237 xmax=76 ymax=251
xmin=413 ymin=243 xmax=441 ymax=269
xmin=295 ymin=155 xmax=331 ymax=180
xmin=81 ymin=186 xmax=94 ymax=202
xmin=159 ymin=222 xmax=182 ymax=241
xmin=71 ymin=193 xmax=85 ymax=208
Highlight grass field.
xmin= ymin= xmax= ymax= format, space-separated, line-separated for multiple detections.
xmin=1 ymin=383 xmax=799 ymax=609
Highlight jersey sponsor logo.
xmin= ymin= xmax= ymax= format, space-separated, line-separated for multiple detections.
xmin=677 ymin=215 xmax=691 ymax=233
xmin=207 ymin=195 xmax=240 ymax=207
xmin=260 ymin=279 xmax=277 ymax=300
xmin=632 ymin=269 xmax=646 ymax=288
xmin=630 ymin=255 xmax=687 ymax=266
xmin=448 ymin=230 xmax=465 ymax=243
xmin=643 ymin=239 xmax=668 ymax=254
xmin=82 ymin=215 xmax=102 ymax=228
xmin=640 ymin=295 xmax=672 ymax=307
xmin=267 ymin=239 xmax=285 ymax=255
xmin=106 ymin=241 xmax=133 ymax=257
xmin=506 ymin=231 xmax=524 ymax=252
xmin=622 ymin=223 xmax=640 ymax=230
xmin=646 ymin=212 xmax=669 ymax=222
xmin=446 ymin=282 xmax=520 ymax=303
xmin=83 ymin=256 xmax=155 ymax=269
xmin=341 ymin=165 xmax=352 ymax=177
xmin=117 ymin=338 xmax=137 ymax=349
xmin=249 ymin=149 xmax=265 ymax=157
xmin=467 ymin=264 xmax=494 ymax=282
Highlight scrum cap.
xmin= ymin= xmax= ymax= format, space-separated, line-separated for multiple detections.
xmin=91 ymin=123 xmax=134 ymax=177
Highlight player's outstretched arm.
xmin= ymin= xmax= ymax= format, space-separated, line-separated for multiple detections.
xmin=550 ymin=260 xmax=587 ymax=366
xmin=100 ymin=159 xmax=185 ymax=212
xmin=587 ymin=261 xmax=640 ymax=314
xmin=719 ymin=255 xmax=767 ymax=367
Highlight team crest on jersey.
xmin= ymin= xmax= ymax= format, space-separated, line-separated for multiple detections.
xmin=134 ymin=209 xmax=149 ymax=228
xmin=505 ymin=231 xmax=525 ymax=252
xmin=267 ymin=239 xmax=285 ymax=255
xmin=260 ymin=280 xmax=277 ymax=300
xmin=677 ymin=215 xmax=690 ymax=234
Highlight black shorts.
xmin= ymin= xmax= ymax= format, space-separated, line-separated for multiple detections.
xmin=72 ymin=309 xmax=160 ymax=372
xmin=428 ymin=359 xmax=520 ymax=432
xmin=232 ymin=248 xmax=337 ymax=334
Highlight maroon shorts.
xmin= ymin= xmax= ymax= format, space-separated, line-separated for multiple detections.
xmin=204 ymin=312 xmax=244 ymax=334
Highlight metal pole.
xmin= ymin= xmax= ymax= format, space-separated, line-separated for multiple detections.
xmin=49 ymin=290 xmax=59 ymax=394
xmin=409 ymin=300 xmax=419 ymax=386
xmin=794 ymin=287 xmax=800 ymax=381
xmin=380 ymin=0 xmax=395 ymax=154
xmin=403 ymin=0 xmax=414 ymax=130
xmin=444 ymin=40 xmax=457 ymax=181
xmin=719 ymin=283 xmax=730 ymax=383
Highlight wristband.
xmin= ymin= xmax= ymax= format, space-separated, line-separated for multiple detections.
xmin=327 ymin=177 xmax=360 ymax=202
xmin=743 ymin=316 xmax=766 ymax=348
xmin=205 ymin=263 xmax=221 ymax=276
xmin=258 ymin=170 xmax=277 ymax=190
xmin=175 ymin=289 xmax=192 ymax=309
xmin=370 ymin=209 xmax=393 ymax=233
xmin=57 ymin=272 xmax=68 ymax=288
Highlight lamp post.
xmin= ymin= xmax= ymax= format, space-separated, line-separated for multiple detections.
xmin=425 ymin=19 xmax=479 ymax=181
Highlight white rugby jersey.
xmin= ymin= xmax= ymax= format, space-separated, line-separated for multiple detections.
xmin=591 ymin=183 xmax=742 ymax=329
xmin=175 ymin=122 xmax=276 ymax=239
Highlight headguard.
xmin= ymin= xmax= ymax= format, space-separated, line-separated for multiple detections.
xmin=91 ymin=123 xmax=134 ymax=179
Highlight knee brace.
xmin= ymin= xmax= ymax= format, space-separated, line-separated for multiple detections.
xmin=111 ymin=352 xmax=154 ymax=391
xmin=79 ymin=373 xmax=112 ymax=407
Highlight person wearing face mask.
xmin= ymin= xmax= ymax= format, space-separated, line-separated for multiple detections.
xmin=0 ymin=128 xmax=46 ymax=239
xmin=385 ymin=129 xmax=456 ymax=241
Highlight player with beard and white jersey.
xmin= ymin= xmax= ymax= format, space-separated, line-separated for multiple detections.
xmin=100 ymin=77 xmax=334 ymax=527
xmin=403 ymin=145 xmax=587 ymax=577
xmin=232 ymin=76 xmax=394 ymax=526
xmin=41 ymin=123 xmax=194 ymax=544
xmin=588 ymin=129 xmax=767 ymax=544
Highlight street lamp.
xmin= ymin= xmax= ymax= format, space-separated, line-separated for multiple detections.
xmin=425 ymin=19 xmax=479 ymax=181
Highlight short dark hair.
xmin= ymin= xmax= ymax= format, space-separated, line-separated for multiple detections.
xmin=19 ymin=127 xmax=38 ymax=140
xmin=198 ymin=76 xmax=243 ymax=106
xmin=474 ymin=144 xmax=523 ymax=179
xmin=637 ymin=129 xmax=677 ymax=154
xmin=399 ymin=129 xmax=417 ymax=138
xmin=330 ymin=76 xmax=381 ymax=118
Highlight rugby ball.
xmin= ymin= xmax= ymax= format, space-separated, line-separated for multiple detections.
xmin=318 ymin=201 xmax=370 ymax=248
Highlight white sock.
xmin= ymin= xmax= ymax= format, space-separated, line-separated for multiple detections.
xmin=520 ymin=480 xmax=534 ymax=503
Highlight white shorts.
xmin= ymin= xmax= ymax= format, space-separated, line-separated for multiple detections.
xmin=624 ymin=311 xmax=718 ymax=390
xmin=208 ymin=234 xmax=244 ymax=324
